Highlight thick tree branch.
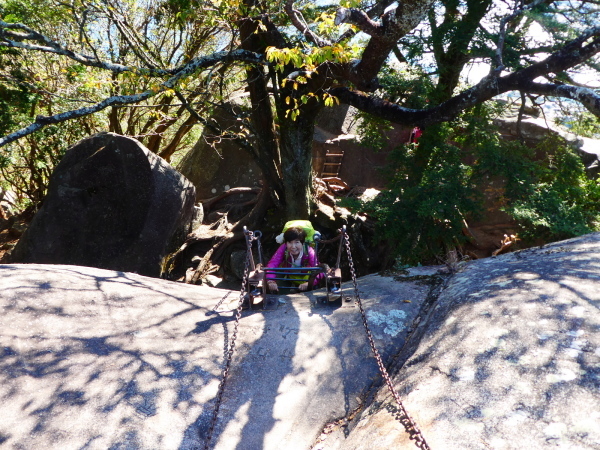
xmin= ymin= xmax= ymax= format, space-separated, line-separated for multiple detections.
xmin=331 ymin=75 xmax=600 ymax=129
xmin=334 ymin=0 xmax=397 ymax=44
xmin=4 ymin=87 xmax=249 ymax=156
xmin=513 ymin=26 xmax=600 ymax=80
xmin=334 ymin=8 xmax=383 ymax=36
xmin=0 ymin=91 xmax=156 ymax=148
xmin=524 ymin=82 xmax=600 ymax=117
xmin=431 ymin=0 xmax=493 ymax=101
xmin=285 ymin=0 xmax=331 ymax=47
xmin=329 ymin=26 xmax=600 ymax=127
xmin=344 ymin=0 xmax=435 ymax=90
xmin=327 ymin=87 xmax=427 ymax=125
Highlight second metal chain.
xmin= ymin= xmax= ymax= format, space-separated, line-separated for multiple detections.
xmin=343 ymin=230 xmax=431 ymax=450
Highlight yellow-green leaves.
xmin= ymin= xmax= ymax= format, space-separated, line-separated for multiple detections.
xmin=266 ymin=47 xmax=304 ymax=72
xmin=339 ymin=0 xmax=363 ymax=7
xmin=316 ymin=12 xmax=335 ymax=34
xmin=283 ymin=90 xmax=338 ymax=122
xmin=322 ymin=92 xmax=339 ymax=107
xmin=266 ymin=43 xmax=353 ymax=72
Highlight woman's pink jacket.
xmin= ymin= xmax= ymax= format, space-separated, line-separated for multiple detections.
xmin=266 ymin=244 xmax=322 ymax=287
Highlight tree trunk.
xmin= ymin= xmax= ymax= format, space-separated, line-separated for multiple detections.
xmin=279 ymin=113 xmax=316 ymax=219
xmin=237 ymin=10 xmax=286 ymax=208
xmin=244 ymin=65 xmax=284 ymax=198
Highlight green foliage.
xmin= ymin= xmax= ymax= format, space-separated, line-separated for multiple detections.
xmin=509 ymin=185 xmax=595 ymax=240
xmin=346 ymin=101 xmax=600 ymax=265
xmin=266 ymin=44 xmax=354 ymax=73
xmin=502 ymin=138 xmax=600 ymax=242
xmin=354 ymin=115 xmax=394 ymax=153
xmin=1 ymin=0 xmax=600 ymax=228
xmin=555 ymin=110 xmax=600 ymax=139
xmin=0 ymin=85 xmax=37 ymax=135
xmin=377 ymin=65 xmax=435 ymax=109
xmin=343 ymin=122 xmax=481 ymax=266
xmin=462 ymin=114 xmax=538 ymax=202
xmin=469 ymin=125 xmax=599 ymax=243
xmin=355 ymin=65 xmax=434 ymax=152
xmin=0 ymin=0 xmax=231 ymax=192
xmin=464 ymin=124 xmax=600 ymax=245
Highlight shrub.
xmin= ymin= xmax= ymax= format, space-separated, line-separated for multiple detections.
xmin=344 ymin=105 xmax=600 ymax=265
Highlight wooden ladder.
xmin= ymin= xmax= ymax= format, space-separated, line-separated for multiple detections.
xmin=321 ymin=148 xmax=344 ymax=177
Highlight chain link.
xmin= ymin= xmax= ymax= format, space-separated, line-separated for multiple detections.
xmin=207 ymin=291 xmax=232 ymax=315
xmin=343 ymin=230 xmax=431 ymax=450
xmin=203 ymin=230 xmax=254 ymax=450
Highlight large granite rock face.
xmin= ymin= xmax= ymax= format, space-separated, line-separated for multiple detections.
xmin=320 ymin=232 xmax=600 ymax=449
xmin=176 ymin=103 xmax=261 ymax=200
xmin=1 ymin=232 xmax=600 ymax=449
xmin=10 ymin=132 xmax=196 ymax=277
xmin=0 ymin=263 xmax=438 ymax=450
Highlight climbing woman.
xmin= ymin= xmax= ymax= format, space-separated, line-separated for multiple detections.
xmin=265 ymin=226 xmax=323 ymax=293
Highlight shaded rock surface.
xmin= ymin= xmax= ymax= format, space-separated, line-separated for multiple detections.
xmin=176 ymin=102 xmax=261 ymax=201
xmin=495 ymin=114 xmax=600 ymax=178
xmin=321 ymin=232 xmax=600 ymax=449
xmin=0 ymin=263 xmax=439 ymax=450
xmin=9 ymin=132 xmax=196 ymax=277
xmin=2 ymin=232 xmax=600 ymax=449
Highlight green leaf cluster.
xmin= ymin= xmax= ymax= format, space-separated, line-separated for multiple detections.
xmin=343 ymin=122 xmax=481 ymax=266
xmin=500 ymin=137 xmax=600 ymax=242
xmin=0 ymin=85 xmax=37 ymax=136
xmin=355 ymin=65 xmax=435 ymax=152
xmin=345 ymin=104 xmax=600 ymax=266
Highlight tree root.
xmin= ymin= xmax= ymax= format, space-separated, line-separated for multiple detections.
xmin=163 ymin=184 xmax=272 ymax=284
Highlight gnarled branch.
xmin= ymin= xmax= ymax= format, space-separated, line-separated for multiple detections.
xmin=494 ymin=0 xmax=547 ymax=72
xmin=334 ymin=8 xmax=383 ymax=36
xmin=0 ymin=49 xmax=265 ymax=148
xmin=0 ymin=20 xmax=159 ymax=75
xmin=0 ymin=20 xmax=264 ymax=77
xmin=330 ymin=25 xmax=600 ymax=126
xmin=285 ymin=0 xmax=331 ymax=47
xmin=525 ymin=83 xmax=600 ymax=117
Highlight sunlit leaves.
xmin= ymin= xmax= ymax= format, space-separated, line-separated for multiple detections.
xmin=322 ymin=92 xmax=338 ymax=107
xmin=316 ymin=12 xmax=335 ymax=34
xmin=1 ymin=14 xmax=20 ymax=23
xmin=339 ymin=0 xmax=363 ymax=7
xmin=266 ymin=43 xmax=353 ymax=73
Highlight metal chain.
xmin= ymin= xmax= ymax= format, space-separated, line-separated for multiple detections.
xmin=203 ymin=230 xmax=254 ymax=450
xmin=343 ymin=230 xmax=431 ymax=450
xmin=208 ymin=291 xmax=232 ymax=315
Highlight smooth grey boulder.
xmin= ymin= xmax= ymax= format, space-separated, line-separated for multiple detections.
xmin=0 ymin=263 xmax=437 ymax=450
xmin=321 ymin=232 xmax=600 ymax=449
xmin=176 ymin=103 xmax=261 ymax=200
xmin=10 ymin=132 xmax=196 ymax=277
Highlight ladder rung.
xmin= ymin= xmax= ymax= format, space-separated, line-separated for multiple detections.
xmin=323 ymin=162 xmax=341 ymax=166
